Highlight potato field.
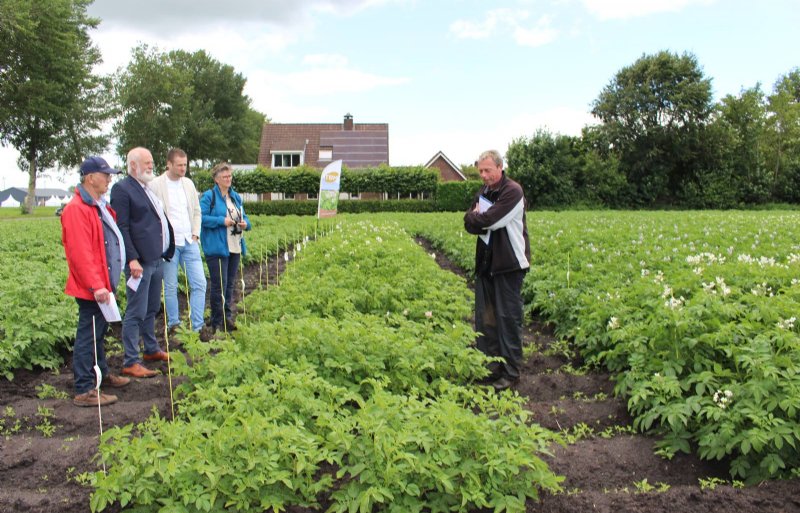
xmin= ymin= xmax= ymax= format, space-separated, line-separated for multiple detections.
xmin=1 ymin=210 xmax=799 ymax=513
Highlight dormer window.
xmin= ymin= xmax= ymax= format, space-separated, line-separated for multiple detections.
xmin=272 ymin=152 xmax=302 ymax=168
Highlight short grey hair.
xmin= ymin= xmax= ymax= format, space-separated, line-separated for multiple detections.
xmin=211 ymin=162 xmax=232 ymax=178
xmin=478 ymin=150 xmax=503 ymax=168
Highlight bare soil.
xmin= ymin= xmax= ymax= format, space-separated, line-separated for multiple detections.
xmin=1 ymin=244 xmax=798 ymax=513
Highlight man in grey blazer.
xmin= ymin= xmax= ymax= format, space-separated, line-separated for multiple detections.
xmin=110 ymin=147 xmax=175 ymax=378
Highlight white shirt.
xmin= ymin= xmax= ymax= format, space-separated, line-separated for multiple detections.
xmin=141 ymin=182 xmax=170 ymax=254
xmin=166 ymin=177 xmax=193 ymax=246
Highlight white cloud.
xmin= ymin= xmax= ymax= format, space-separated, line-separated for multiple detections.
xmin=87 ymin=0 xmax=391 ymax=33
xmin=581 ymin=0 xmax=716 ymax=20
xmin=505 ymin=107 xmax=598 ymax=139
xmin=513 ymin=15 xmax=559 ymax=47
xmin=450 ymin=9 xmax=558 ymax=47
xmin=244 ymin=62 xmax=409 ymax=122
xmin=250 ymin=65 xmax=408 ymax=98
xmin=390 ymin=106 xmax=597 ymax=167
xmin=450 ymin=9 xmax=527 ymax=39
xmin=302 ymin=53 xmax=350 ymax=67
xmin=90 ymin=22 xmax=298 ymax=77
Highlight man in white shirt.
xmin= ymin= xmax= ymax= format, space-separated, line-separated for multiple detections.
xmin=149 ymin=148 xmax=207 ymax=332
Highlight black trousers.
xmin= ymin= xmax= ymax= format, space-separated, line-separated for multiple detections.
xmin=206 ymin=253 xmax=241 ymax=328
xmin=475 ymin=270 xmax=526 ymax=380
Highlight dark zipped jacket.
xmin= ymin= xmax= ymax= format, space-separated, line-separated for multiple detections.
xmin=464 ymin=174 xmax=530 ymax=276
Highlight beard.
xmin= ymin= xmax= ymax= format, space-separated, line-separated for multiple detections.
xmin=136 ymin=171 xmax=155 ymax=184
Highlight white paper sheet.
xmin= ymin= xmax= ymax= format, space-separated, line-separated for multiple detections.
xmin=98 ymin=293 xmax=122 ymax=322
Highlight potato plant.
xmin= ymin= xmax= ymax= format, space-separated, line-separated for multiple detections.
xmin=92 ymin=219 xmax=563 ymax=512
xmin=0 ymin=217 xmax=74 ymax=377
xmin=0 ymin=215 xmax=316 ymax=378
xmin=402 ymin=210 xmax=800 ymax=482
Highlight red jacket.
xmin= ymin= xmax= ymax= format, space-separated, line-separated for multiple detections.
xmin=61 ymin=186 xmax=115 ymax=300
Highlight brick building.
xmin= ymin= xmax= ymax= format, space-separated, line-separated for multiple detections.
xmin=258 ymin=113 xmax=389 ymax=170
xmin=423 ymin=151 xmax=466 ymax=182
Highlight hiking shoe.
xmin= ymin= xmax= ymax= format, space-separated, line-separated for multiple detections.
xmin=492 ymin=376 xmax=520 ymax=392
xmin=224 ymin=318 xmax=237 ymax=331
xmin=73 ymin=390 xmax=118 ymax=407
xmin=102 ymin=374 xmax=130 ymax=388
xmin=199 ymin=325 xmax=216 ymax=341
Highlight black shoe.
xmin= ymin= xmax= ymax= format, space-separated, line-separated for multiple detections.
xmin=476 ymin=373 xmax=501 ymax=385
xmin=199 ymin=325 xmax=216 ymax=341
xmin=492 ymin=376 xmax=519 ymax=392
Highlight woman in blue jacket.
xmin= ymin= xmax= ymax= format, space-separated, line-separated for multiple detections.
xmin=200 ymin=162 xmax=251 ymax=332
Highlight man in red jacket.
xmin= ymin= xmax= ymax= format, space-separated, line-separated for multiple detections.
xmin=464 ymin=150 xmax=531 ymax=392
xmin=61 ymin=156 xmax=131 ymax=407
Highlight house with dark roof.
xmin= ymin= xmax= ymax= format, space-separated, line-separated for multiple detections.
xmin=258 ymin=113 xmax=389 ymax=170
xmin=424 ymin=151 xmax=466 ymax=182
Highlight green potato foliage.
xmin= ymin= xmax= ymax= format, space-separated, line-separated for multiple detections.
xmin=92 ymin=218 xmax=563 ymax=512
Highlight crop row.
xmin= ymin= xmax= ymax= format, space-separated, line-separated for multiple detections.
xmin=397 ymin=210 xmax=800 ymax=482
xmin=0 ymin=215 xmax=321 ymax=379
xmin=91 ymin=219 xmax=562 ymax=512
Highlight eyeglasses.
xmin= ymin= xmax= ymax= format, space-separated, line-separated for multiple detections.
xmin=217 ymin=174 xmax=232 ymax=179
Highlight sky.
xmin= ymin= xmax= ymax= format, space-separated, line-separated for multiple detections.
xmin=1 ymin=0 xmax=798 ymax=190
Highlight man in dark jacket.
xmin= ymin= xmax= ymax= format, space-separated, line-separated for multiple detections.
xmin=464 ymin=150 xmax=530 ymax=391
xmin=110 ymin=147 xmax=175 ymax=379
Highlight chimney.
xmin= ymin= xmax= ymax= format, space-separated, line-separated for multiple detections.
xmin=343 ymin=113 xmax=354 ymax=131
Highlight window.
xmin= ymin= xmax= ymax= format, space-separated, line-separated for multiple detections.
xmin=272 ymin=152 xmax=302 ymax=168
xmin=308 ymin=192 xmax=318 ymax=200
xmin=319 ymin=147 xmax=333 ymax=161
xmin=284 ymin=192 xmax=295 ymax=200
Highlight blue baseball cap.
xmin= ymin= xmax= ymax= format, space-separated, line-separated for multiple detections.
xmin=79 ymin=156 xmax=121 ymax=175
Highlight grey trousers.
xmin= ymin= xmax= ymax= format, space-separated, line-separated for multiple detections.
xmin=475 ymin=270 xmax=526 ymax=380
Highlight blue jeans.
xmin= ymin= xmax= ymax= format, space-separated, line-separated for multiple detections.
xmin=122 ymin=259 xmax=164 ymax=367
xmin=206 ymin=253 xmax=241 ymax=329
xmin=73 ymin=298 xmax=111 ymax=394
xmin=163 ymin=242 xmax=207 ymax=331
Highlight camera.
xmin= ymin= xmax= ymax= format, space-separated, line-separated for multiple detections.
xmin=231 ymin=224 xmax=242 ymax=235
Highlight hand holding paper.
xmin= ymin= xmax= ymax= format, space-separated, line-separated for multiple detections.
xmin=98 ymin=293 xmax=121 ymax=322
xmin=477 ymin=195 xmax=493 ymax=244
xmin=127 ymin=275 xmax=141 ymax=292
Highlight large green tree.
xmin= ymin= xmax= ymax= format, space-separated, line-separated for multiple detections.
xmin=0 ymin=0 xmax=112 ymax=213
xmin=506 ymin=130 xmax=581 ymax=208
xmin=114 ymin=45 xmax=266 ymax=171
xmin=764 ymin=69 xmax=800 ymax=201
xmin=713 ymin=85 xmax=770 ymax=204
xmin=591 ymin=51 xmax=714 ymax=205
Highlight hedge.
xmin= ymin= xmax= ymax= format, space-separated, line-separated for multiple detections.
xmin=192 ymin=165 xmax=483 ymax=214
xmin=192 ymin=164 xmax=441 ymax=197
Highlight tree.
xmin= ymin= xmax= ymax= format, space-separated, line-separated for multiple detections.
xmin=591 ymin=51 xmax=714 ymax=205
xmin=575 ymin=125 xmax=629 ymax=207
xmin=506 ymin=130 xmax=581 ymax=208
xmin=764 ymin=69 xmax=800 ymax=201
xmin=713 ymin=85 xmax=770 ymax=204
xmin=0 ymin=0 xmax=112 ymax=213
xmin=114 ymin=46 xmax=267 ymax=171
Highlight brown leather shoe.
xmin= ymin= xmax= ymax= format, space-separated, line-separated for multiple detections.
xmin=121 ymin=363 xmax=158 ymax=378
xmin=143 ymin=350 xmax=170 ymax=362
xmin=102 ymin=374 xmax=131 ymax=388
xmin=74 ymin=389 xmax=118 ymax=407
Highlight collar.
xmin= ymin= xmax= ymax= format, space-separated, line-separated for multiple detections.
xmin=77 ymin=184 xmax=99 ymax=207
